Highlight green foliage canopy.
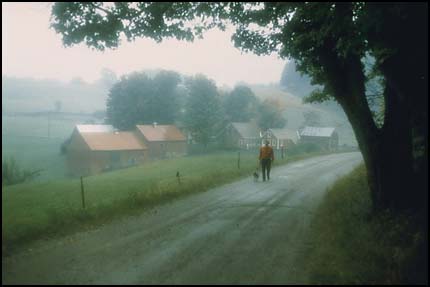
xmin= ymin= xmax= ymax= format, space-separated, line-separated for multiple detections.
xmin=257 ymin=99 xmax=287 ymax=131
xmin=183 ymin=75 xmax=223 ymax=145
xmin=222 ymin=85 xmax=258 ymax=122
xmin=106 ymin=70 xmax=181 ymax=130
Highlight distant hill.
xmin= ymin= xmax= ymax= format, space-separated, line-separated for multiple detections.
xmin=279 ymin=61 xmax=321 ymax=98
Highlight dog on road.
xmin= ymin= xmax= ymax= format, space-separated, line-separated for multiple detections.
xmin=253 ymin=168 xmax=260 ymax=182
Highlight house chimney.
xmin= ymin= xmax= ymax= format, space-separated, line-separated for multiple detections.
xmin=153 ymin=122 xmax=157 ymax=128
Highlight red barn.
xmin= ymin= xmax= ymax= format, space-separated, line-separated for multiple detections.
xmin=66 ymin=125 xmax=147 ymax=176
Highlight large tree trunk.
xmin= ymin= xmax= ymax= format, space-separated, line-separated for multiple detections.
xmin=327 ymin=53 xmax=420 ymax=213
xmin=376 ymin=82 xmax=415 ymax=211
xmin=314 ymin=2 xmax=427 ymax=213
xmin=378 ymin=54 xmax=428 ymax=212
xmin=340 ymin=94 xmax=416 ymax=212
xmin=360 ymin=2 xmax=428 ymax=214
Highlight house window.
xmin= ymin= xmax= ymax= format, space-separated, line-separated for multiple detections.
xmin=110 ymin=151 xmax=120 ymax=163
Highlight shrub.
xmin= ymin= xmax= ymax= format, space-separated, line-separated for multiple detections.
xmin=2 ymin=157 xmax=41 ymax=186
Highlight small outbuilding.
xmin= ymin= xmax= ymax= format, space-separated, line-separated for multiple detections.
xmin=264 ymin=128 xmax=299 ymax=150
xmin=224 ymin=122 xmax=262 ymax=149
xmin=298 ymin=126 xmax=339 ymax=151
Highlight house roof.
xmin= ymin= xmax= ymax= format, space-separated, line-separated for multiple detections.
xmin=136 ymin=125 xmax=186 ymax=142
xmin=231 ymin=122 xmax=260 ymax=138
xmin=80 ymin=131 xmax=147 ymax=151
xmin=76 ymin=124 xmax=115 ymax=133
xmin=300 ymin=126 xmax=336 ymax=137
xmin=268 ymin=128 xmax=299 ymax=143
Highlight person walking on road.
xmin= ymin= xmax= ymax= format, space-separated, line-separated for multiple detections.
xmin=259 ymin=140 xmax=274 ymax=182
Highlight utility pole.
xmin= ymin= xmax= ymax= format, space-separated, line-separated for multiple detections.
xmin=80 ymin=176 xmax=86 ymax=209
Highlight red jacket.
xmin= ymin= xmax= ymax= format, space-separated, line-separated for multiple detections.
xmin=259 ymin=145 xmax=274 ymax=160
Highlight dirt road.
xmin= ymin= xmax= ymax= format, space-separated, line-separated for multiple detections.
xmin=2 ymin=152 xmax=363 ymax=284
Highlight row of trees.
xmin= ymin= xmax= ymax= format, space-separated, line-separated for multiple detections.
xmin=105 ymin=71 xmax=287 ymax=145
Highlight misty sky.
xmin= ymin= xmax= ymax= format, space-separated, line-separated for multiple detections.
xmin=2 ymin=2 xmax=286 ymax=87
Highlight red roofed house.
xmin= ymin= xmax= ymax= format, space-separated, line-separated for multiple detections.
xmin=135 ymin=123 xmax=187 ymax=159
xmin=66 ymin=125 xmax=147 ymax=176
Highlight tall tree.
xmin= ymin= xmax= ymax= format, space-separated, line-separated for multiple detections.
xmin=50 ymin=2 xmax=428 ymax=213
xmin=106 ymin=72 xmax=152 ymax=130
xmin=183 ymin=75 xmax=223 ymax=146
xmin=106 ymin=70 xmax=181 ymax=130
xmin=223 ymin=85 xmax=258 ymax=122
xmin=257 ymin=98 xmax=287 ymax=131
xmin=151 ymin=70 xmax=182 ymax=123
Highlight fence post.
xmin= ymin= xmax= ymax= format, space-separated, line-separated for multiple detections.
xmin=238 ymin=151 xmax=240 ymax=169
xmin=80 ymin=176 xmax=86 ymax=209
xmin=176 ymin=171 xmax=181 ymax=184
xmin=47 ymin=112 xmax=51 ymax=138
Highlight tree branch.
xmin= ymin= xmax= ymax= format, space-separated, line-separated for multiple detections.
xmin=89 ymin=3 xmax=113 ymax=17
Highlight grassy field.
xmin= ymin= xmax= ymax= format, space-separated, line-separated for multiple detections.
xmin=297 ymin=164 xmax=427 ymax=284
xmin=2 ymin=150 xmax=325 ymax=254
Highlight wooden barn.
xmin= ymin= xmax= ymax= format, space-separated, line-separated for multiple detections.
xmin=263 ymin=128 xmax=299 ymax=150
xmin=298 ymin=126 xmax=339 ymax=151
xmin=224 ymin=122 xmax=262 ymax=149
xmin=135 ymin=123 xmax=187 ymax=159
xmin=66 ymin=125 xmax=147 ymax=176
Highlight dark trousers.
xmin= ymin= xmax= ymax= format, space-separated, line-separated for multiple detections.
xmin=261 ymin=158 xmax=272 ymax=181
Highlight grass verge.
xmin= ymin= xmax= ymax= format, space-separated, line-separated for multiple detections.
xmin=298 ymin=164 xmax=428 ymax=284
xmin=2 ymin=150 xmax=329 ymax=255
